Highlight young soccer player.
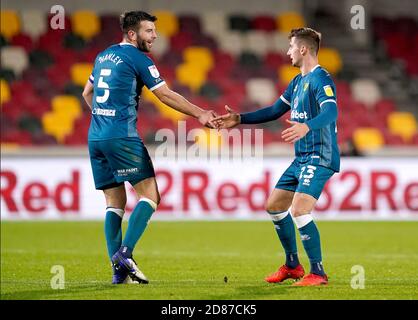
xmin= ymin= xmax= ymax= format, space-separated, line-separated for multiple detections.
xmin=82 ymin=11 xmax=218 ymax=284
xmin=215 ymin=28 xmax=340 ymax=286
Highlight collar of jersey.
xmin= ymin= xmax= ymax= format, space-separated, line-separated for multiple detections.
xmin=301 ymin=64 xmax=321 ymax=78
xmin=119 ymin=42 xmax=136 ymax=47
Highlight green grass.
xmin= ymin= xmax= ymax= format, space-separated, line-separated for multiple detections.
xmin=1 ymin=221 xmax=417 ymax=300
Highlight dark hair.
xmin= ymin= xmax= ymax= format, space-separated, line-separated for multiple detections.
xmin=288 ymin=27 xmax=321 ymax=55
xmin=119 ymin=11 xmax=157 ymax=34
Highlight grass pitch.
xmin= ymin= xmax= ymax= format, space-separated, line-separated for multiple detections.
xmin=1 ymin=221 xmax=417 ymax=300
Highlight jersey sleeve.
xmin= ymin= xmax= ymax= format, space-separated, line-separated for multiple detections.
xmin=88 ymin=61 xmax=96 ymax=84
xmin=279 ymin=76 xmax=297 ymax=108
xmin=313 ymin=71 xmax=337 ymax=108
xmin=133 ymin=54 xmax=165 ymax=91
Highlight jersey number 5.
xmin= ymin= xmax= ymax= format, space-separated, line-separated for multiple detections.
xmin=96 ymin=69 xmax=111 ymax=103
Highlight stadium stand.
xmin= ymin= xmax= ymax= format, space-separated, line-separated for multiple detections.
xmin=1 ymin=6 xmax=417 ymax=152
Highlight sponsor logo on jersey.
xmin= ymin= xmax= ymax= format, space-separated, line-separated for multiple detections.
xmin=323 ymin=85 xmax=334 ymax=97
xmin=291 ymin=110 xmax=308 ymax=119
xmin=148 ymin=65 xmax=160 ymax=78
xmin=92 ymin=108 xmax=116 ymax=116
xmin=303 ymin=82 xmax=309 ymax=91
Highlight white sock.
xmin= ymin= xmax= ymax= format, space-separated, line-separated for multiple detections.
xmin=293 ymin=214 xmax=313 ymax=229
xmin=267 ymin=210 xmax=289 ymax=222
xmin=106 ymin=207 xmax=125 ymax=218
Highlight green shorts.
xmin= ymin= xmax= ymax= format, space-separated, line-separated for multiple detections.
xmin=88 ymin=137 xmax=155 ymax=190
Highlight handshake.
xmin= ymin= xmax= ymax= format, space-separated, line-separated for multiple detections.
xmin=198 ymin=105 xmax=310 ymax=144
xmin=198 ymin=105 xmax=240 ymax=130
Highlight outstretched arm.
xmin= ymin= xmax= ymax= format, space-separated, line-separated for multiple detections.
xmin=240 ymin=97 xmax=290 ymax=124
xmin=153 ymin=84 xmax=218 ymax=128
xmin=214 ymin=98 xmax=291 ymax=128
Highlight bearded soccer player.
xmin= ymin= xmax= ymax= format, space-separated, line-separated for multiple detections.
xmin=82 ymin=11 xmax=218 ymax=284
xmin=215 ymin=28 xmax=340 ymax=286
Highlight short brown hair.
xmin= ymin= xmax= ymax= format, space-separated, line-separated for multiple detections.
xmin=120 ymin=11 xmax=157 ymax=34
xmin=288 ymin=28 xmax=321 ymax=55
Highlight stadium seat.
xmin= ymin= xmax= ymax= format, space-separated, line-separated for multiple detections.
xmin=351 ymin=78 xmax=382 ymax=108
xmin=276 ymin=12 xmax=305 ymax=33
xmin=217 ymin=32 xmax=245 ymax=56
xmin=175 ymin=63 xmax=207 ymax=92
xmin=1 ymin=10 xmax=20 ymax=40
xmin=228 ymin=15 xmax=252 ymax=32
xmin=51 ymin=95 xmax=82 ymax=120
xmin=169 ymin=31 xmax=193 ymax=53
xmin=71 ymin=11 xmax=101 ymax=40
xmin=29 ymin=49 xmax=54 ymax=69
xmin=243 ymin=31 xmax=270 ymax=56
xmin=268 ymin=32 xmax=291 ymax=55
xmin=21 ymin=10 xmax=47 ymax=40
xmin=153 ymin=11 xmax=179 ymax=37
xmin=352 ymin=127 xmax=385 ymax=152
xmin=387 ymin=112 xmax=417 ymax=143
xmin=11 ymin=33 xmax=35 ymax=52
xmin=199 ymin=81 xmax=223 ymax=101
xmin=70 ymin=63 xmax=93 ymax=87
xmin=193 ymin=33 xmax=218 ymax=50
xmin=251 ymin=15 xmax=276 ymax=32
xmin=0 ymin=79 xmax=11 ymax=105
xmin=201 ymin=12 xmax=227 ymax=38
xmin=42 ymin=111 xmax=74 ymax=143
xmin=179 ymin=14 xmax=201 ymax=34
xmin=150 ymin=33 xmax=169 ymax=57
xmin=1 ymin=46 xmax=29 ymax=77
xmin=238 ymin=51 xmax=262 ymax=69
xmin=100 ymin=14 xmax=120 ymax=35
xmin=246 ymin=78 xmax=276 ymax=105
xmin=64 ymin=32 xmax=86 ymax=50
xmin=318 ymin=47 xmax=343 ymax=75
xmin=182 ymin=46 xmax=214 ymax=72
xmin=264 ymin=52 xmax=285 ymax=70
xmin=278 ymin=64 xmax=300 ymax=85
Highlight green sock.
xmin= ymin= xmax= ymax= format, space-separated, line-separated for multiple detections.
xmin=104 ymin=208 xmax=123 ymax=260
xmin=122 ymin=199 xmax=156 ymax=252
xmin=298 ymin=219 xmax=325 ymax=276
xmin=268 ymin=210 xmax=299 ymax=268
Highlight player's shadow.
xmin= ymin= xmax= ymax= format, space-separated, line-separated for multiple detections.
xmin=0 ymin=282 xmax=115 ymax=300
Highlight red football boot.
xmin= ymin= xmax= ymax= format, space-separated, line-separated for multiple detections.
xmin=265 ymin=264 xmax=305 ymax=283
xmin=292 ymin=273 xmax=328 ymax=286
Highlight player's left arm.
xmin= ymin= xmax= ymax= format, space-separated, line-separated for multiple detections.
xmin=282 ymin=74 xmax=338 ymax=143
xmin=82 ymin=80 xmax=94 ymax=110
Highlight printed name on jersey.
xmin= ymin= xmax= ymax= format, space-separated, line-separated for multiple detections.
xmin=148 ymin=65 xmax=160 ymax=78
xmin=92 ymin=108 xmax=116 ymax=116
xmin=98 ymin=53 xmax=124 ymax=65
xmin=323 ymin=85 xmax=334 ymax=97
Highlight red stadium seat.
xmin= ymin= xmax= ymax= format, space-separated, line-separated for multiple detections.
xmin=251 ymin=15 xmax=276 ymax=32
xmin=10 ymin=33 xmax=34 ymax=52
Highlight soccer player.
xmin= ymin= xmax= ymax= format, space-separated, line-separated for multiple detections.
xmin=82 ymin=11 xmax=218 ymax=284
xmin=215 ymin=28 xmax=340 ymax=286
